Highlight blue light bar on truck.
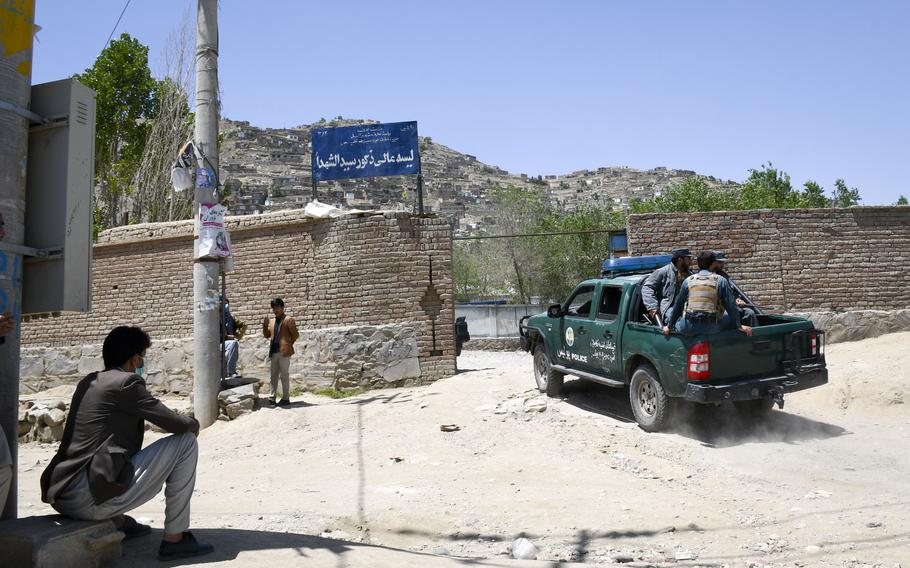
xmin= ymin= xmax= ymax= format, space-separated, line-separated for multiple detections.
xmin=602 ymin=254 xmax=672 ymax=275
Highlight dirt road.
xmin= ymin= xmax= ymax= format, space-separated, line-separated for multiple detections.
xmin=16 ymin=332 xmax=910 ymax=566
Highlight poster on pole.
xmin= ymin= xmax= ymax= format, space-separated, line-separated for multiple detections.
xmin=196 ymin=203 xmax=232 ymax=259
xmin=311 ymin=121 xmax=420 ymax=182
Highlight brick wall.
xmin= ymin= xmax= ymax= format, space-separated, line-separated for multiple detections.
xmin=22 ymin=210 xmax=456 ymax=383
xmin=627 ymin=207 xmax=910 ymax=312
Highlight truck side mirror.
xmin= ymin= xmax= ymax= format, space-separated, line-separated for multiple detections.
xmin=547 ymin=304 xmax=564 ymax=318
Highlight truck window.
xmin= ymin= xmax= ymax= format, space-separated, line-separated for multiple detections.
xmin=597 ymin=286 xmax=623 ymax=320
xmin=566 ymin=286 xmax=595 ymax=318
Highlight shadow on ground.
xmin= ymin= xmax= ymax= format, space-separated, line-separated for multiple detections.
xmin=115 ymin=528 xmax=549 ymax=567
xmin=561 ymin=378 xmax=849 ymax=448
xmin=454 ymin=366 xmax=495 ymax=375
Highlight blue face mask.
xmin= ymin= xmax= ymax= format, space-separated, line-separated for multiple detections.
xmin=136 ymin=356 xmax=146 ymax=378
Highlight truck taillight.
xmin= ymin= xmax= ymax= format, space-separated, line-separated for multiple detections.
xmin=688 ymin=342 xmax=710 ymax=381
xmin=810 ymin=330 xmax=818 ymax=357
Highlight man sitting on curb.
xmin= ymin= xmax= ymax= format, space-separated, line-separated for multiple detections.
xmin=40 ymin=326 xmax=214 ymax=561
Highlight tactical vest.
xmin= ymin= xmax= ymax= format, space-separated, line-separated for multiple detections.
xmin=684 ymin=273 xmax=723 ymax=317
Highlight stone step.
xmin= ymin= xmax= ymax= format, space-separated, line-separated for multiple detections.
xmin=220 ymin=375 xmax=260 ymax=390
xmin=0 ymin=515 xmax=122 ymax=568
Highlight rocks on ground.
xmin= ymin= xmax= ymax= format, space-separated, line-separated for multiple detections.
xmin=511 ymin=537 xmax=538 ymax=560
xmin=217 ymin=382 xmax=262 ymax=420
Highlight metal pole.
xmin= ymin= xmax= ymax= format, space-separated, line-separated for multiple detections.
xmin=0 ymin=0 xmax=35 ymax=521
xmin=312 ymin=179 xmax=317 ymax=201
xmin=219 ymin=264 xmax=225 ymax=389
xmin=193 ymin=0 xmax=220 ymax=428
xmin=417 ymin=173 xmax=424 ymax=214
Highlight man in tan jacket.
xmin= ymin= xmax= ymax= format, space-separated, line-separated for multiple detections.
xmin=262 ymin=298 xmax=300 ymax=406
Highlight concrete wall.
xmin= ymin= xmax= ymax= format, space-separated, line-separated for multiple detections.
xmin=21 ymin=210 xmax=455 ymax=392
xmin=454 ymin=304 xmax=545 ymax=338
xmin=21 ymin=324 xmax=423 ymax=396
xmin=628 ymin=207 xmax=910 ymax=312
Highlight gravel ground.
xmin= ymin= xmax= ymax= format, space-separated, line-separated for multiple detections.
xmin=15 ymin=332 xmax=910 ymax=567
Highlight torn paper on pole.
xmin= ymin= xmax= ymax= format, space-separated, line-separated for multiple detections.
xmin=171 ymin=141 xmax=197 ymax=192
xmin=196 ymin=203 xmax=232 ymax=259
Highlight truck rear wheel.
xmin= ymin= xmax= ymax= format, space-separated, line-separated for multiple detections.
xmin=534 ymin=348 xmax=564 ymax=398
xmin=630 ymin=364 xmax=670 ymax=432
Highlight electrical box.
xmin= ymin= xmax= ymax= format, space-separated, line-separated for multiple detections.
xmin=22 ymin=79 xmax=95 ymax=315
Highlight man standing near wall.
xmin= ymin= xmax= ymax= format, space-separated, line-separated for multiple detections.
xmin=262 ymin=298 xmax=299 ymax=406
xmin=642 ymin=248 xmax=694 ymax=324
xmin=221 ymin=297 xmax=240 ymax=379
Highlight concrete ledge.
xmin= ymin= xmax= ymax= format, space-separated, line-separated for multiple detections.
xmin=788 ymin=309 xmax=910 ymax=343
xmin=463 ymin=338 xmax=522 ymax=351
xmin=0 ymin=515 xmax=122 ymax=568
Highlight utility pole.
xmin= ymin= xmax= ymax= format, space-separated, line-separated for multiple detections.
xmin=0 ymin=0 xmax=36 ymax=520
xmin=193 ymin=0 xmax=220 ymax=428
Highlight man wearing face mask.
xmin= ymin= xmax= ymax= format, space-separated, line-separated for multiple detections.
xmin=40 ymin=326 xmax=214 ymax=561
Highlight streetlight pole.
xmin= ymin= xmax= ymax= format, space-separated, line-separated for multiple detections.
xmin=193 ymin=0 xmax=220 ymax=428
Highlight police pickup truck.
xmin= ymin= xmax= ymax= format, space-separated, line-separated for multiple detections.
xmin=519 ymin=255 xmax=828 ymax=431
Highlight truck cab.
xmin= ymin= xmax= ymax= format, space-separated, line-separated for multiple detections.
xmin=519 ymin=255 xmax=828 ymax=431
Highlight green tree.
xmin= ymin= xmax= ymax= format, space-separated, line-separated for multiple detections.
xmin=489 ymin=185 xmax=550 ymax=303
xmin=453 ymin=240 xmax=499 ymax=302
xmin=629 ymin=177 xmax=737 ymax=213
xmin=533 ymin=205 xmax=626 ymax=301
xmin=130 ymin=77 xmax=194 ymax=223
xmin=739 ymin=163 xmax=801 ymax=209
xmin=897 ymin=195 xmax=909 ymax=205
xmin=76 ymin=33 xmax=157 ymax=235
xmin=801 ymin=180 xmax=829 ymax=208
xmin=631 ymin=166 xmax=849 ymax=213
xmin=831 ymin=179 xmax=861 ymax=207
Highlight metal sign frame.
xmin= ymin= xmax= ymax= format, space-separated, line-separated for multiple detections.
xmin=310 ymin=121 xmax=425 ymax=213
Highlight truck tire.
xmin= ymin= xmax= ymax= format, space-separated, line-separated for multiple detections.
xmin=733 ymin=398 xmax=774 ymax=419
xmin=630 ymin=364 xmax=671 ymax=432
xmin=533 ymin=348 xmax=564 ymax=398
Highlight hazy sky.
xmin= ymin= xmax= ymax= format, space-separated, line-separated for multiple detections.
xmin=32 ymin=1 xmax=910 ymax=204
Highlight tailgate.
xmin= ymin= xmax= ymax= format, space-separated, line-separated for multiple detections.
xmin=706 ymin=317 xmax=820 ymax=383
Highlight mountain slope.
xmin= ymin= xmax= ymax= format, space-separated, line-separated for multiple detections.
xmin=219 ymin=118 xmax=739 ymax=233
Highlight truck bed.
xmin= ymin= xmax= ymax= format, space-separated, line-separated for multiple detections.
xmin=624 ymin=314 xmax=824 ymax=396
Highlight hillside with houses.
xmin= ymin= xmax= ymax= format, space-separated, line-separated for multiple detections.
xmin=220 ymin=118 xmax=739 ymax=234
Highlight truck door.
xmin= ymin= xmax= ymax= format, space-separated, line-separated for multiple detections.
xmin=583 ymin=285 xmax=624 ymax=379
xmin=559 ymin=284 xmax=596 ymax=368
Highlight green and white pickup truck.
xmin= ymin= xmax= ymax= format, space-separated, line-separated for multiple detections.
xmin=519 ymin=255 xmax=828 ymax=431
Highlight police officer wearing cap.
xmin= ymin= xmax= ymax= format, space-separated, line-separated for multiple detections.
xmin=642 ymin=247 xmax=694 ymax=324
xmin=663 ymin=251 xmax=754 ymax=337
xmin=712 ymin=251 xmax=758 ymax=327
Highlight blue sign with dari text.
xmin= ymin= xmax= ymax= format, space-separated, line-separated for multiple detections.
xmin=311 ymin=121 xmax=420 ymax=182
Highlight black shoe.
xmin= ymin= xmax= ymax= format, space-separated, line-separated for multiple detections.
xmin=119 ymin=515 xmax=151 ymax=540
xmin=158 ymin=531 xmax=214 ymax=561
xmin=277 ymin=399 xmax=290 ymax=407
xmin=268 ymin=398 xmax=276 ymax=406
